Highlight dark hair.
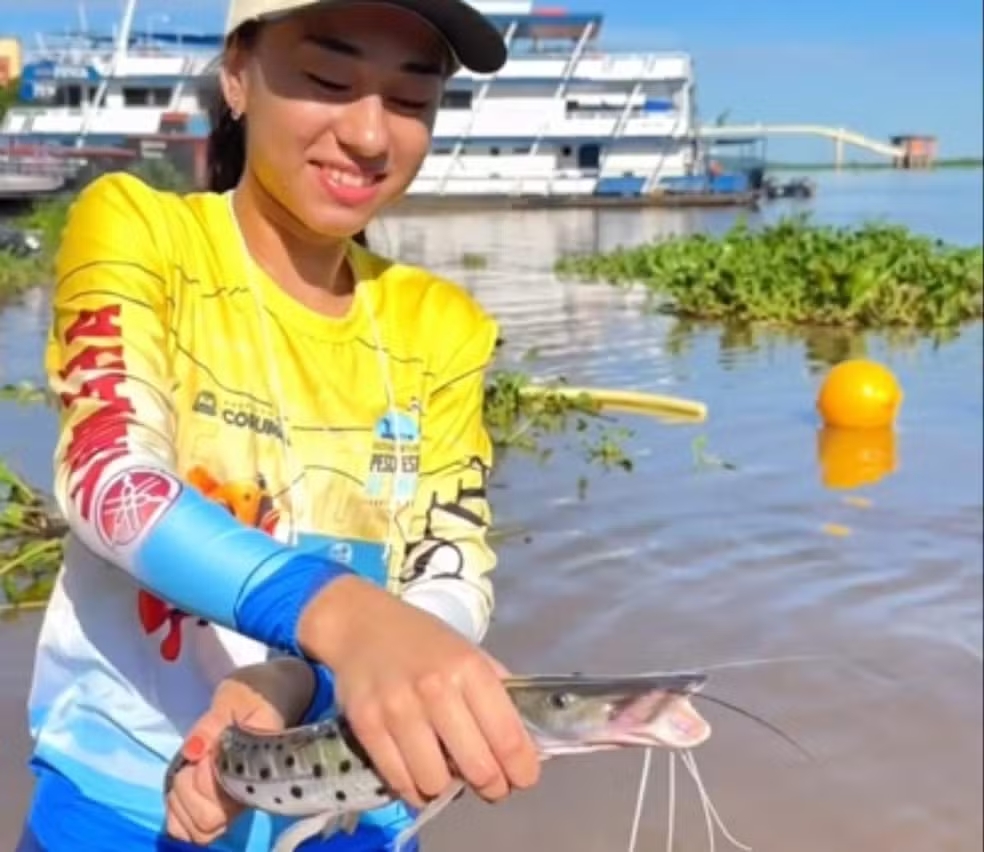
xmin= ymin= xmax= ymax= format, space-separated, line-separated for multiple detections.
xmin=203 ymin=23 xmax=368 ymax=249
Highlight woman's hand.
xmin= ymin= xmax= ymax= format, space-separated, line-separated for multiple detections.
xmin=297 ymin=576 xmax=542 ymax=810
xmin=165 ymin=660 xmax=315 ymax=845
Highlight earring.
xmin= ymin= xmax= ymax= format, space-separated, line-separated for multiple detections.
xmin=229 ymin=105 xmax=243 ymax=121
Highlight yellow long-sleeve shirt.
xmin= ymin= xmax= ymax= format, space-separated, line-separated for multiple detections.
xmin=26 ymin=170 xmax=500 ymax=850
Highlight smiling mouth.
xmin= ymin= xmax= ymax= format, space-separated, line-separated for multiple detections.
xmin=320 ymin=165 xmax=384 ymax=188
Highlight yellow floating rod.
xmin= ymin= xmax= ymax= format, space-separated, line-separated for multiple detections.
xmin=518 ymin=385 xmax=708 ymax=423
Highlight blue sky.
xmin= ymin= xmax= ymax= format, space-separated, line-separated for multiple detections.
xmin=3 ymin=0 xmax=982 ymax=159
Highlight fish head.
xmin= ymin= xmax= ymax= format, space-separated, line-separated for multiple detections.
xmin=507 ymin=672 xmax=712 ymax=757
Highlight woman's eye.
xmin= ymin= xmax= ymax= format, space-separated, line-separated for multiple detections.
xmin=390 ymin=97 xmax=429 ymax=111
xmin=304 ymin=72 xmax=347 ymax=92
xmin=301 ymin=70 xmax=432 ymax=111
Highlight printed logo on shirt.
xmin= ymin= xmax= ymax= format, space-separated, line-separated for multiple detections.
xmin=93 ymin=467 xmax=183 ymax=551
xmin=329 ymin=539 xmax=354 ymax=566
xmin=192 ymin=390 xmax=218 ymax=416
xmin=192 ymin=389 xmax=287 ymax=442
xmin=398 ymin=455 xmax=490 ymax=586
xmin=297 ymin=532 xmax=388 ymax=588
xmin=365 ymin=401 xmax=421 ymax=506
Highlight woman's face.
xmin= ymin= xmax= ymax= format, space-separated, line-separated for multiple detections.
xmin=222 ymin=3 xmax=449 ymax=238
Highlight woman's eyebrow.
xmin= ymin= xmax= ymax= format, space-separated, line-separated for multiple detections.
xmin=302 ymin=33 xmax=445 ymax=76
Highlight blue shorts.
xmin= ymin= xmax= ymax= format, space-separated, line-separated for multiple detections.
xmin=15 ymin=827 xmax=42 ymax=852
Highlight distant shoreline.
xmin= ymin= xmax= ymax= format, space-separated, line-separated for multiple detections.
xmin=766 ymin=158 xmax=983 ymax=172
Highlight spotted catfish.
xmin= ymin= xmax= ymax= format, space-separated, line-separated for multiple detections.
xmin=166 ymin=672 xmax=713 ymax=852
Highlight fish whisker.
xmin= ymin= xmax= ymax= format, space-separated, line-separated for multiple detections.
xmin=666 ymin=751 xmax=677 ymax=852
xmin=693 ymin=750 xmax=716 ymax=852
xmin=680 ymin=749 xmax=753 ymax=851
xmin=393 ymin=781 xmax=464 ymax=852
xmin=697 ymin=692 xmax=814 ymax=762
xmin=625 ymin=746 xmax=652 ymax=852
xmin=688 ymin=653 xmax=838 ymax=674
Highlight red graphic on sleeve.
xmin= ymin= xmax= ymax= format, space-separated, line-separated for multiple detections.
xmin=137 ymin=466 xmax=281 ymax=662
xmin=94 ymin=469 xmax=182 ymax=550
xmin=59 ymin=305 xmax=136 ymax=520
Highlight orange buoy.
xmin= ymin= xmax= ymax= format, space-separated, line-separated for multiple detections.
xmin=816 ymin=359 xmax=903 ymax=429
xmin=816 ymin=425 xmax=898 ymax=490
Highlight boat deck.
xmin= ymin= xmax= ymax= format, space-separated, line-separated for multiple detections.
xmin=388 ymin=190 xmax=760 ymax=214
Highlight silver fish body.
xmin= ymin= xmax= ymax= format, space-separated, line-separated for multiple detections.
xmin=214 ymin=716 xmax=392 ymax=818
xmin=203 ymin=671 xmax=711 ymax=819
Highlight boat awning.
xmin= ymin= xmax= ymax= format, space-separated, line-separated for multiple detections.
xmin=61 ymin=30 xmax=225 ymax=49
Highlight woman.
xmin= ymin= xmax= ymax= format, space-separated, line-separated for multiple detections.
xmin=17 ymin=1 xmax=541 ymax=849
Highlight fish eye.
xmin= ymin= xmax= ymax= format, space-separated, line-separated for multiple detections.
xmin=549 ymin=691 xmax=575 ymax=710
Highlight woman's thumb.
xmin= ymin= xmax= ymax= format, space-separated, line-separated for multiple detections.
xmin=181 ymin=712 xmax=230 ymax=762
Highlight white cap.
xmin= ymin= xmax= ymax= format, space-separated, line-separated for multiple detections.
xmin=224 ymin=0 xmax=507 ymax=73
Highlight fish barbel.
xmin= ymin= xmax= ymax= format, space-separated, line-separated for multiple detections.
xmin=165 ymin=671 xmax=713 ymax=851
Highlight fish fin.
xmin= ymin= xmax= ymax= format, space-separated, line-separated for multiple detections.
xmin=339 ymin=812 xmax=361 ymax=835
xmin=162 ymin=750 xmax=190 ymax=798
xmin=392 ymin=780 xmax=465 ymax=852
xmin=272 ymin=813 xmax=341 ymax=852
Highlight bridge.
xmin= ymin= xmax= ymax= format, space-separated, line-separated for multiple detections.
xmin=697 ymin=123 xmax=907 ymax=167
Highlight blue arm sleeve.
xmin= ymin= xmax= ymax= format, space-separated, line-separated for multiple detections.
xmin=130 ymin=481 xmax=353 ymax=655
xmin=298 ymin=664 xmax=337 ymax=724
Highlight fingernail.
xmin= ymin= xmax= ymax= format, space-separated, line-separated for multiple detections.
xmin=184 ymin=734 xmax=206 ymax=760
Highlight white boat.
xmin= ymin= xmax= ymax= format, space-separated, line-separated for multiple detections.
xmin=1 ymin=1 xmax=728 ymax=201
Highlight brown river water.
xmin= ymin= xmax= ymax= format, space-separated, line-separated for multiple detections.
xmin=1 ymin=170 xmax=982 ymax=851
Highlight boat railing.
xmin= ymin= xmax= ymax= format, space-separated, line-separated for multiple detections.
xmin=3 ymin=105 xmax=88 ymax=120
xmin=508 ymin=46 xmax=691 ymax=61
xmin=565 ymin=106 xmax=675 ymax=120
xmin=457 ymin=51 xmax=691 ymax=84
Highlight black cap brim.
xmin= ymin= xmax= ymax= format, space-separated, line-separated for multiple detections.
xmin=376 ymin=0 xmax=507 ymax=74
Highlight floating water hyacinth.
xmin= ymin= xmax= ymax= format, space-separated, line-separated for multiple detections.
xmin=554 ymin=214 xmax=983 ymax=330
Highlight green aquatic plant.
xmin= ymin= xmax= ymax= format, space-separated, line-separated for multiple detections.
xmin=483 ymin=370 xmax=634 ymax=471
xmin=0 ymin=194 xmax=70 ymax=305
xmin=554 ymin=214 xmax=984 ymax=330
xmin=0 ymin=254 xmax=47 ymax=305
xmin=0 ymin=382 xmax=52 ymax=404
xmin=690 ymin=434 xmax=738 ymax=472
xmin=0 ymin=460 xmax=66 ymax=614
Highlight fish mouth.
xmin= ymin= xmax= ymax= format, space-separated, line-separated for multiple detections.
xmin=603 ymin=690 xmax=712 ymax=749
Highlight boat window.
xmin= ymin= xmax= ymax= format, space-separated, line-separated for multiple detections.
xmin=440 ymin=90 xmax=472 ymax=110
